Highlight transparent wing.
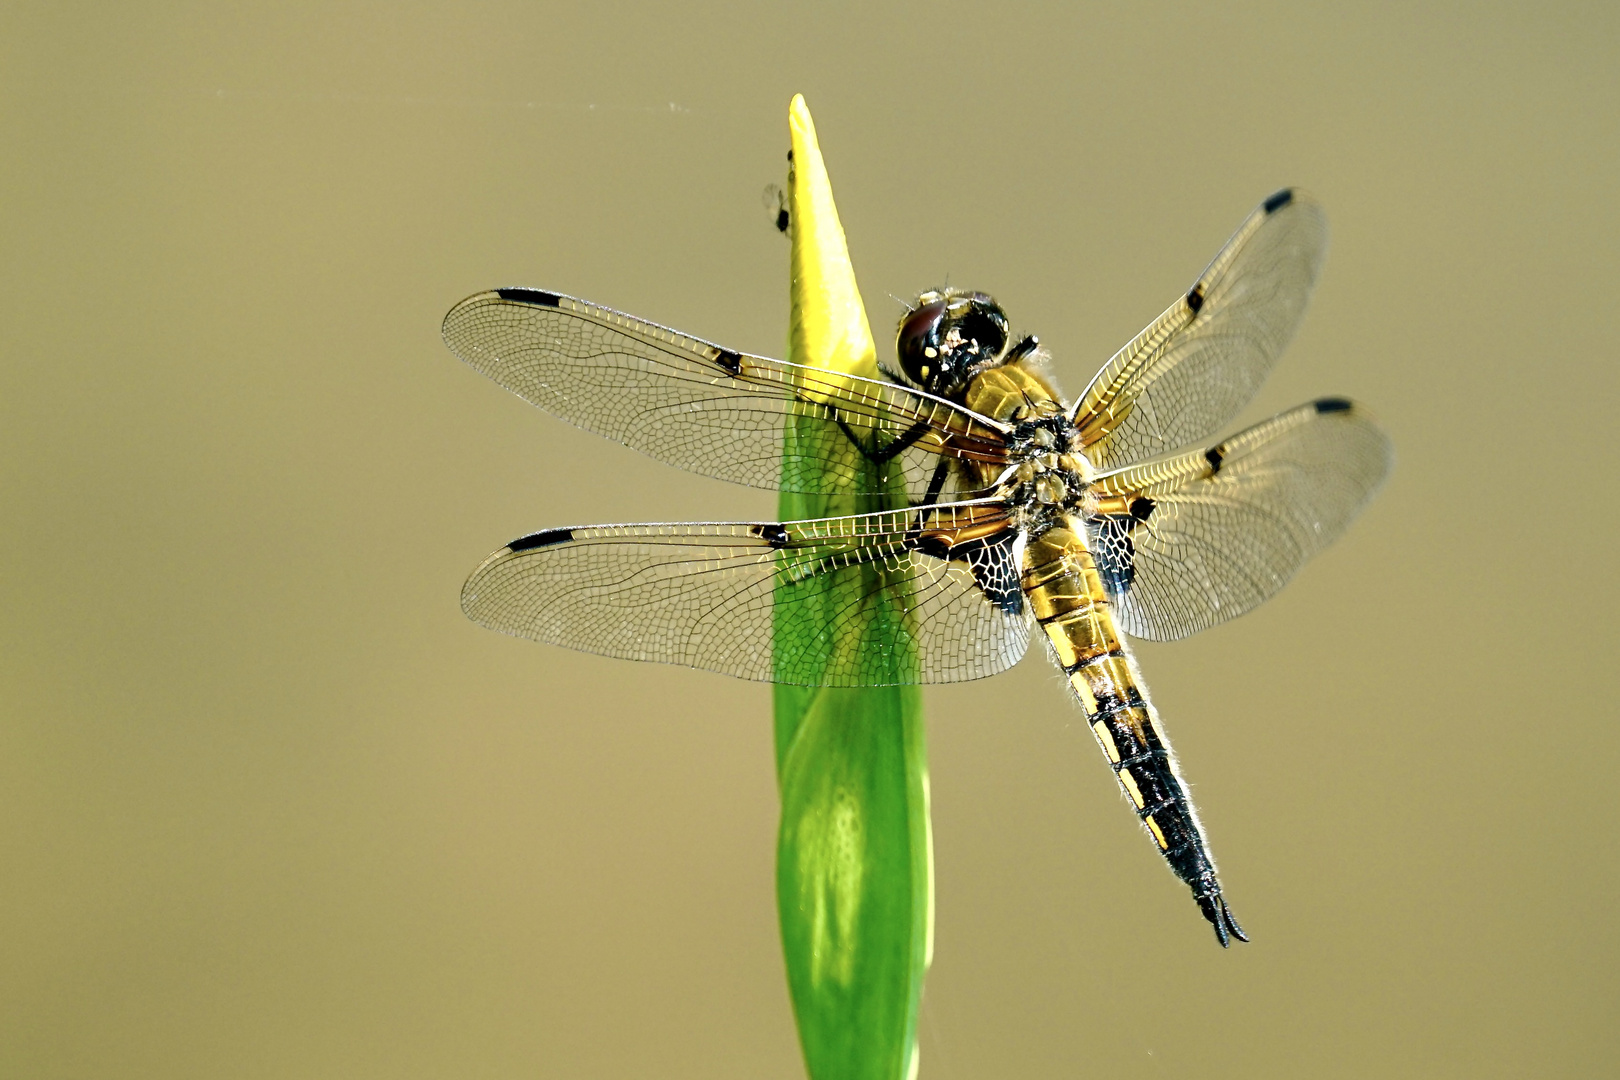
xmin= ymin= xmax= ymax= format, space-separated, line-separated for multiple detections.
xmin=461 ymin=500 xmax=1032 ymax=686
xmin=1071 ymin=189 xmax=1330 ymax=470
xmin=1085 ymin=398 xmax=1391 ymax=641
xmin=442 ymin=289 xmax=1010 ymax=499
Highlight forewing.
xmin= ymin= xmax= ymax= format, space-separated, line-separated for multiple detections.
xmin=461 ymin=501 xmax=1031 ymax=686
xmin=1085 ymin=398 xmax=1391 ymax=641
xmin=442 ymin=289 xmax=1010 ymax=499
xmin=1072 ymin=189 xmax=1330 ymax=470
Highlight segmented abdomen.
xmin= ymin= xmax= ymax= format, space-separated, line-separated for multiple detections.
xmin=1020 ymin=517 xmax=1246 ymax=945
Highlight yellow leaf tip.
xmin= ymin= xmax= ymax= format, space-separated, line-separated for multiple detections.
xmin=786 ymin=95 xmax=876 ymax=379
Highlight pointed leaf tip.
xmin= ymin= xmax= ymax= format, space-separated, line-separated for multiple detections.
xmin=788 ymin=95 xmax=877 ymax=381
xmin=776 ymin=93 xmax=931 ymax=1080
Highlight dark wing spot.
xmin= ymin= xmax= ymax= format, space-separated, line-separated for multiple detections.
xmin=715 ymin=349 xmax=744 ymax=376
xmin=911 ymin=529 xmax=1022 ymax=614
xmin=1089 ymin=503 xmax=1156 ymax=596
xmin=508 ymin=527 xmax=574 ymax=552
xmin=1094 ymin=525 xmax=1136 ymax=595
xmin=495 ymin=288 xmax=562 ymax=306
xmin=750 ymin=523 xmax=791 ymax=549
xmin=1204 ymin=446 xmax=1225 ymax=475
xmin=1314 ymin=396 xmax=1353 ymax=414
xmin=1186 ymin=283 xmax=1206 ymax=315
xmin=1263 ymin=188 xmax=1295 ymax=214
xmin=960 ymin=529 xmax=1023 ymax=615
xmin=775 ymin=208 xmax=790 ymax=233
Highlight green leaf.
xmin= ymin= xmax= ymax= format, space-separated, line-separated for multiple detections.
xmin=774 ymin=95 xmax=933 ymax=1080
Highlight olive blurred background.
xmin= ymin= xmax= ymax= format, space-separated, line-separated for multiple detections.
xmin=3 ymin=3 xmax=1615 ymax=1077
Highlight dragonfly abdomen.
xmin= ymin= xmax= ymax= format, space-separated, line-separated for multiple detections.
xmin=1020 ymin=520 xmax=1248 ymax=947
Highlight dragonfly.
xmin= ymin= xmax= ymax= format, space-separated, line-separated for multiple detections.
xmin=441 ymin=189 xmax=1391 ymax=946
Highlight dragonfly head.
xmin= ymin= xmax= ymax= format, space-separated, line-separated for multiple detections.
xmin=896 ymin=289 xmax=1010 ymax=398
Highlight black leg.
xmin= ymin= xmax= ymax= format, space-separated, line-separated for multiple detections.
xmin=835 ymin=415 xmax=933 ymax=465
xmin=913 ymin=459 xmax=951 ymax=511
xmin=904 ymin=459 xmax=954 ymax=543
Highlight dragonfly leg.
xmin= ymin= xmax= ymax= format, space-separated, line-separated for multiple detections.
xmin=905 ymin=460 xmax=953 ymax=524
xmin=833 ymin=415 xmax=933 ymax=465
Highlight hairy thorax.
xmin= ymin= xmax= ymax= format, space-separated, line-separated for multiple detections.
xmin=962 ymin=362 xmax=1097 ymax=535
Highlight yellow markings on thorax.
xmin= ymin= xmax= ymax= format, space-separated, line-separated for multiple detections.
xmin=963 ymin=364 xmax=1062 ymax=425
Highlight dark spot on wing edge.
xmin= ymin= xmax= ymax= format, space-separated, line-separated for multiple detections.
xmin=1314 ymin=396 xmax=1353 ymax=414
xmin=1186 ymin=284 xmax=1206 ymax=315
xmin=716 ymin=349 xmax=744 ymax=376
xmin=961 ymin=528 xmax=1024 ymax=614
xmin=1263 ymin=189 xmax=1294 ymax=214
xmin=1095 ymin=530 xmax=1136 ymax=594
xmin=751 ymin=523 xmax=791 ymax=549
xmin=508 ymin=527 xmax=574 ymax=552
xmin=496 ymin=288 xmax=562 ymax=307
xmin=1204 ymin=446 xmax=1225 ymax=475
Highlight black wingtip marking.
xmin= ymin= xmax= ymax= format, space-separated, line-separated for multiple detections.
xmin=1314 ymin=396 xmax=1353 ymax=414
xmin=715 ymin=349 xmax=744 ymax=376
xmin=1185 ymin=283 xmax=1206 ymax=315
xmin=1204 ymin=446 xmax=1225 ymax=475
xmin=496 ymin=287 xmax=562 ymax=307
xmin=750 ymin=523 xmax=791 ymax=549
xmin=508 ymin=527 xmax=574 ymax=552
xmin=1263 ymin=188 xmax=1295 ymax=214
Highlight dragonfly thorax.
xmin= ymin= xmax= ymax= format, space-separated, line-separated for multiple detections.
xmin=939 ymin=323 xmax=1093 ymax=519
xmin=996 ymin=407 xmax=1094 ymax=530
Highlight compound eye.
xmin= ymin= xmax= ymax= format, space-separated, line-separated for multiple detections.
xmin=896 ymin=300 xmax=948 ymax=388
xmin=954 ymin=302 xmax=1008 ymax=360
